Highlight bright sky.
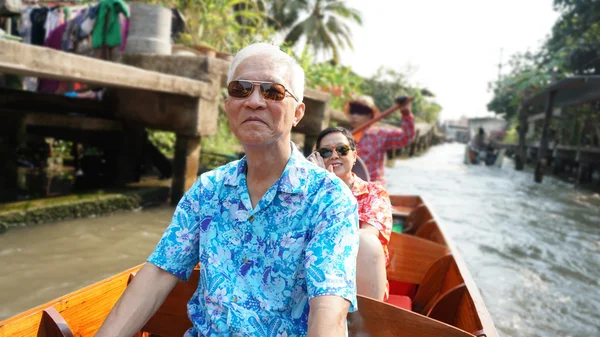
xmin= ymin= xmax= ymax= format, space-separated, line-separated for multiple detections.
xmin=338 ymin=0 xmax=560 ymax=121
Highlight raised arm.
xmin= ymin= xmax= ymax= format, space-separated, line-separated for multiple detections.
xmin=95 ymin=263 xmax=178 ymax=337
xmin=383 ymin=113 xmax=415 ymax=151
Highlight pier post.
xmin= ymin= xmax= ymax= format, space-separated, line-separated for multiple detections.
xmin=171 ymin=134 xmax=201 ymax=205
xmin=115 ymin=124 xmax=146 ymax=185
xmin=515 ymin=106 xmax=526 ymax=170
xmin=534 ymin=91 xmax=556 ymax=183
xmin=0 ymin=116 xmax=25 ymax=202
xmin=303 ymin=136 xmax=317 ymax=157
xmin=408 ymin=130 xmax=421 ymax=157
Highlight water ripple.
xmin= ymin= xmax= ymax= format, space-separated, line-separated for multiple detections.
xmin=387 ymin=143 xmax=600 ymax=337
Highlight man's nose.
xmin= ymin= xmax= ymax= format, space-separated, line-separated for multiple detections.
xmin=244 ymin=85 xmax=267 ymax=109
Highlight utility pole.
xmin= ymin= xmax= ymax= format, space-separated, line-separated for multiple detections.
xmin=497 ymin=48 xmax=503 ymax=82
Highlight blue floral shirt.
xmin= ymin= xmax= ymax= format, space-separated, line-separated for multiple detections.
xmin=148 ymin=145 xmax=359 ymax=337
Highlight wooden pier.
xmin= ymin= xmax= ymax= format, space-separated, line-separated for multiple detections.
xmin=0 ymin=40 xmax=333 ymax=203
xmin=513 ymin=75 xmax=600 ymax=184
xmin=503 ymin=142 xmax=600 ymax=184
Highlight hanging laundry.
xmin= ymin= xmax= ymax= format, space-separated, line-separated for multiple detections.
xmin=79 ymin=4 xmax=99 ymax=39
xmin=29 ymin=6 xmax=49 ymax=45
xmin=37 ymin=22 xmax=67 ymax=94
xmin=44 ymin=7 xmax=63 ymax=39
xmin=118 ymin=12 xmax=129 ymax=52
xmin=91 ymin=0 xmax=129 ymax=49
xmin=19 ymin=7 xmax=34 ymax=43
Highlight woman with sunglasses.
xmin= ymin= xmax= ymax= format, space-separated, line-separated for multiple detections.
xmin=307 ymin=126 xmax=392 ymax=302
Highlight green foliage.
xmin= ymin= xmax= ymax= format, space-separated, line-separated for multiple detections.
xmin=269 ymin=0 xmax=363 ymax=64
xmin=201 ymin=106 xmax=242 ymax=155
xmin=488 ymin=0 xmax=600 ymax=124
xmin=147 ymin=129 xmax=176 ymax=158
xmin=544 ymin=0 xmax=600 ymax=74
xmin=360 ymin=67 xmax=442 ymax=124
xmin=283 ymin=45 xmax=364 ymax=110
xmin=503 ymin=123 xmax=519 ymax=143
xmin=487 ymin=51 xmax=562 ymax=122
xmin=176 ymin=0 xmax=273 ymax=53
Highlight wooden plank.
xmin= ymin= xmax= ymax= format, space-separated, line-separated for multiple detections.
xmin=171 ymin=135 xmax=201 ymax=205
xmin=348 ymin=295 xmax=474 ymax=337
xmin=0 ymin=40 xmax=215 ymax=99
xmin=415 ymin=220 xmax=448 ymax=246
xmin=22 ymin=112 xmax=123 ymax=132
xmin=0 ymin=88 xmax=110 ymax=116
xmin=403 ymin=204 xmax=433 ymax=234
xmin=419 ymin=196 xmax=499 ymax=337
xmin=412 ymin=254 xmax=457 ymax=314
xmin=293 ymin=88 xmax=331 ymax=136
xmin=329 ymin=108 xmax=348 ymax=124
xmin=0 ymin=265 xmax=142 ymax=336
xmin=386 ymin=232 xmax=450 ymax=284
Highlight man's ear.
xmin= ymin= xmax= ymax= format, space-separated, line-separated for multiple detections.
xmin=293 ymin=103 xmax=305 ymax=127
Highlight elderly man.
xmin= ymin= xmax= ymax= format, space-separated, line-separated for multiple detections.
xmin=346 ymin=95 xmax=415 ymax=185
xmin=95 ymin=43 xmax=359 ymax=337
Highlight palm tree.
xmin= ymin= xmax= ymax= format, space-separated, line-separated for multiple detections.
xmin=268 ymin=0 xmax=362 ymax=64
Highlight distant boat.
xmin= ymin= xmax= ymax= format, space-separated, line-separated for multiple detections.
xmin=0 ymin=195 xmax=499 ymax=337
xmin=464 ymin=144 xmax=505 ymax=167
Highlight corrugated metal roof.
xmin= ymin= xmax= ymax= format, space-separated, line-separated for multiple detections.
xmin=523 ymin=76 xmax=600 ymax=112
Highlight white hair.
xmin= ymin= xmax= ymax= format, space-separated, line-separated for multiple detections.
xmin=226 ymin=43 xmax=305 ymax=103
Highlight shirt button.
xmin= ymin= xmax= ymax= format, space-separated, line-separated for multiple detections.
xmin=248 ymin=215 xmax=254 ymax=222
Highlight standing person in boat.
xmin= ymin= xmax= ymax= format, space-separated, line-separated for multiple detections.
xmin=472 ymin=127 xmax=487 ymax=150
xmin=95 ymin=43 xmax=359 ymax=337
xmin=346 ymin=95 xmax=415 ymax=185
xmin=308 ymin=127 xmax=392 ymax=302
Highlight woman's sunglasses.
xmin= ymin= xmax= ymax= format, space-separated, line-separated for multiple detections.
xmin=317 ymin=144 xmax=353 ymax=159
xmin=227 ymin=80 xmax=298 ymax=102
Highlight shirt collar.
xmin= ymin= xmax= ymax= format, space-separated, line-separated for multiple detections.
xmin=223 ymin=142 xmax=307 ymax=195
xmin=351 ymin=173 xmax=369 ymax=197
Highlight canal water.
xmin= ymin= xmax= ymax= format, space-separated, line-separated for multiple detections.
xmin=1 ymin=143 xmax=599 ymax=337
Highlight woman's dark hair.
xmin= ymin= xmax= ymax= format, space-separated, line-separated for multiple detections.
xmin=316 ymin=126 xmax=356 ymax=150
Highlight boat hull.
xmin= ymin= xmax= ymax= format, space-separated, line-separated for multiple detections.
xmin=0 ymin=196 xmax=498 ymax=337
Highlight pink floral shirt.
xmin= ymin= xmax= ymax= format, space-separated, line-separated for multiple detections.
xmin=356 ymin=114 xmax=415 ymax=185
xmin=351 ymin=173 xmax=393 ymax=264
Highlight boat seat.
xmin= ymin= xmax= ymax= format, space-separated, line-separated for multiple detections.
xmin=415 ymin=219 xmax=447 ymax=245
xmin=388 ymin=279 xmax=416 ymax=298
xmin=38 ymin=308 xmax=74 ymax=337
xmin=384 ymin=294 xmax=412 ymax=311
xmin=412 ymin=254 xmax=462 ymax=314
xmin=403 ymin=204 xmax=433 ymax=234
xmin=352 ymin=156 xmax=370 ymax=182
xmin=426 ymin=283 xmax=485 ymax=336
xmin=348 ymin=295 xmax=475 ymax=337
xmin=386 ymin=232 xmax=450 ymax=284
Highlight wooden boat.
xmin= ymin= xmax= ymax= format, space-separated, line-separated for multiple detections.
xmin=464 ymin=144 xmax=505 ymax=167
xmin=0 ymin=195 xmax=499 ymax=337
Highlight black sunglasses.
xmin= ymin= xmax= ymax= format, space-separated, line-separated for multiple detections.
xmin=317 ymin=144 xmax=353 ymax=159
xmin=227 ymin=80 xmax=298 ymax=102
xmin=349 ymin=102 xmax=373 ymax=116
